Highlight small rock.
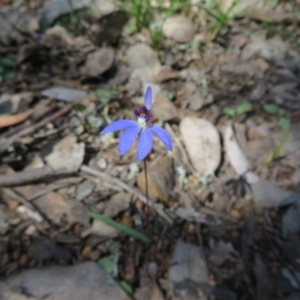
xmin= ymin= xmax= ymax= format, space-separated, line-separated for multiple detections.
xmin=152 ymin=91 xmax=178 ymax=121
xmin=44 ymin=136 xmax=85 ymax=173
xmin=81 ymin=48 xmax=114 ymax=77
xmin=4 ymin=262 xmax=130 ymax=300
xmin=87 ymin=115 xmax=104 ymax=128
xmin=169 ymin=239 xmax=208 ymax=282
xmin=97 ymin=158 xmax=107 ymax=170
xmin=163 ymin=16 xmax=196 ymax=43
xmin=24 ymin=225 xmax=37 ymax=236
xmin=0 ymin=282 xmax=36 ymax=300
xmin=137 ymin=156 xmax=174 ymax=203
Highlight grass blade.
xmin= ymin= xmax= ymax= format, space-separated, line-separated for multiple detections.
xmin=89 ymin=212 xmax=150 ymax=244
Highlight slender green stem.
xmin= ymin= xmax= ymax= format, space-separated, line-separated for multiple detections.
xmin=143 ymin=159 xmax=149 ymax=223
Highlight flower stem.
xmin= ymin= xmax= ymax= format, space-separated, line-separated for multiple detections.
xmin=143 ymin=159 xmax=149 ymax=222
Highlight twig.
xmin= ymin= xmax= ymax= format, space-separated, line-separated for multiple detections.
xmin=0 ymin=104 xmax=74 ymax=152
xmin=2 ymin=188 xmax=49 ymax=226
xmin=79 ymin=172 xmax=123 ymax=192
xmin=80 ymin=165 xmax=173 ymax=225
xmin=2 ymin=187 xmax=36 ymax=210
xmin=0 ymin=166 xmax=54 ymax=187
xmin=25 ymin=183 xmax=69 ymax=201
xmin=199 ymin=206 xmax=239 ymax=223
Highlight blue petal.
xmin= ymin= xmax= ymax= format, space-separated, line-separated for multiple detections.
xmin=100 ymin=120 xmax=138 ymax=134
xmin=144 ymin=86 xmax=152 ymax=110
xmin=137 ymin=128 xmax=153 ymax=161
xmin=150 ymin=126 xmax=173 ymax=151
xmin=118 ymin=125 xmax=140 ymax=156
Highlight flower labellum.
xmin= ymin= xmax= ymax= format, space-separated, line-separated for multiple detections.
xmin=100 ymin=86 xmax=172 ymax=161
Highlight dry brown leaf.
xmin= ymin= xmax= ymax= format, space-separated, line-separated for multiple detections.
xmin=81 ymin=48 xmax=114 ymax=77
xmin=180 ymin=117 xmax=221 ymax=175
xmin=224 ymin=125 xmax=300 ymax=207
xmin=167 ymin=239 xmax=211 ymax=299
xmin=152 ymin=91 xmax=178 ymax=121
xmin=137 ymin=156 xmax=174 ymax=203
xmin=81 ymin=219 xmax=119 ymax=238
xmin=224 ymin=125 xmax=259 ymax=184
xmin=0 ymin=109 xmax=33 ymax=129
xmin=32 ymin=192 xmax=89 ymax=226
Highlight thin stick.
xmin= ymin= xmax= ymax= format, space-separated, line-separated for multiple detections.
xmin=0 ymin=166 xmax=54 ymax=187
xmin=0 ymin=104 xmax=74 ymax=153
xmin=143 ymin=159 xmax=149 ymax=223
xmin=80 ymin=165 xmax=173 ymax=225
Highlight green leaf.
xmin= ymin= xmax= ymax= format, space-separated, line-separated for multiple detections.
xmin=123 ymin=20 xmax=137 ymax=35
xmin=3 ymin=71 xmax=16 ymax=80
xmin=96 ymin=88 xmax=119 ymax=104
xmin=98 ymin=257 xmax=114 ymax=274
xmin=265 ymin=119 xmax=291 ymax=165
xmin=124 ymin=109 xmax=135 ymax=118
xmin=223 ymin=106 xmax=236 ymax=118
xmin=269 ymin=0 xmax=278 ymax=7
xmin=278 ymin=117 xmax=291 ymax=132
xmin=118 ymin=280 xmax=133 ymax=295
xmin=236 ymin=102 xmax=252 ymax=116
xmin=263 ymin=104 xmax=279 ymax=115
xmin=0 ymin=57 xmax=17 ymax=67
xmin=164 ymin=90 xmax=174 ymax=100
xmin=265 ymin=150 xmax=275 ymax=165
xmin=277 ymin=108 xmax=286 ymax=116
xmin=0 ymin=66 xmax=4 ymax=73
xmin=88 ymin=212 xmax=150 ymax=244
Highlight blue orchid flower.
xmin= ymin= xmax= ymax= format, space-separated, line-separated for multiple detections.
xmin=100 ymin=86 xmax=172 ymax=161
